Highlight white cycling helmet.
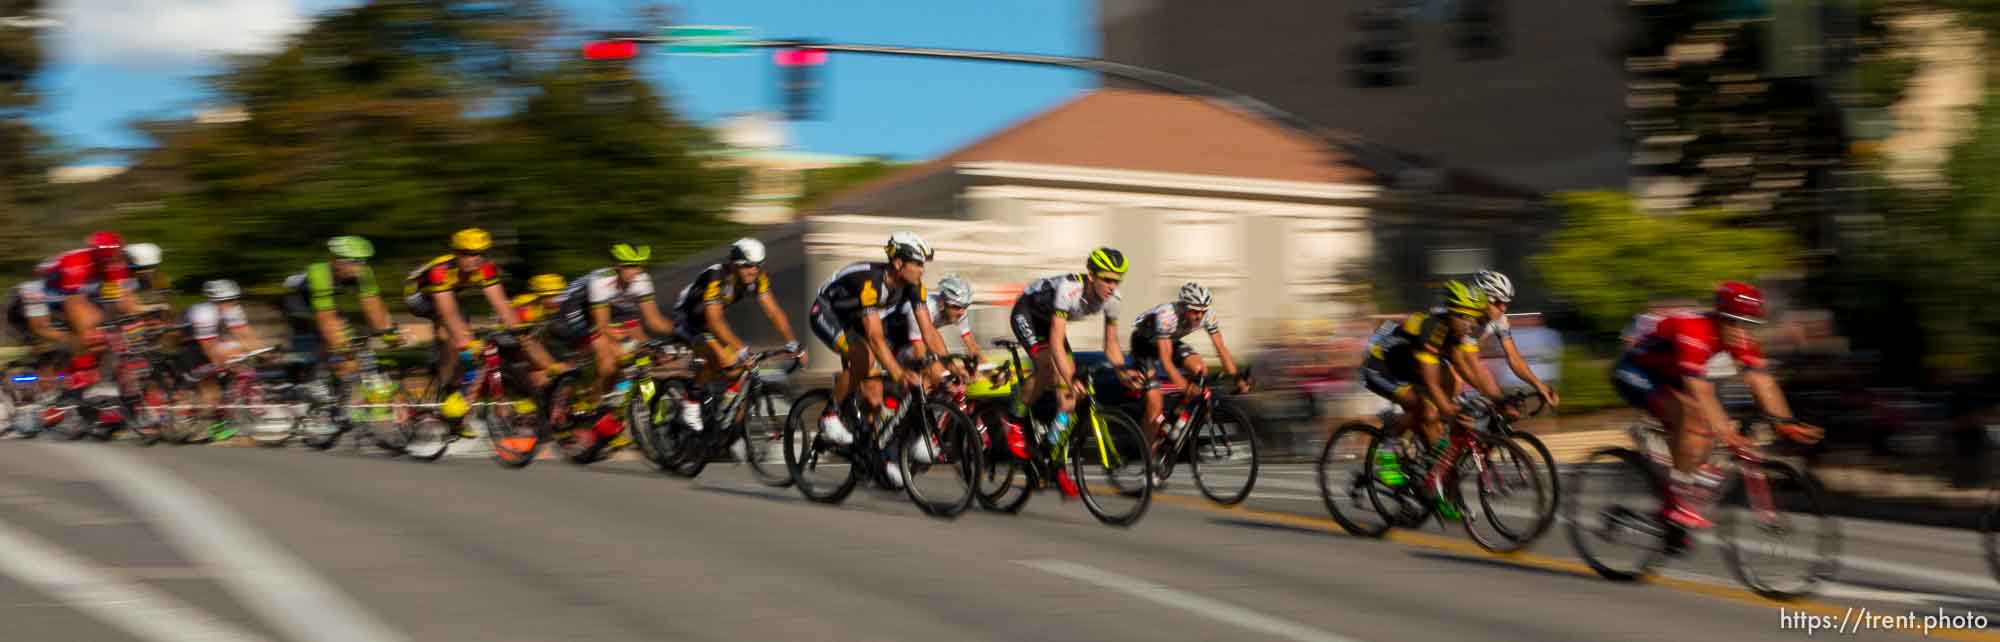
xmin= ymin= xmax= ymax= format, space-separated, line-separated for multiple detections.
xmin=885 ymin=231 xmax=934 ymax=263
xmin=1178 ymin=282 xmax=1213 ymax=309
xmin=124 ymin=243 xmax=163 ymax=269
xmin=203 ymin=279 xmax=242 ymax=301
xmin=729 ymin=238 xmax=766 ymax=265
xmin=937 ymin=274 xmax=973 ymax=307
xmin=1473 ymin=270 xmax=1514 ymax=304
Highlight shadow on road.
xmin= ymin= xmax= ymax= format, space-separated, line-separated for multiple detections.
xmin=1405 ymin=550 xmax=1594 ymax=582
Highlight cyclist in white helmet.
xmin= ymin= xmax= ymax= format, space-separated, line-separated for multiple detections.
xmin=1469 ymin=270 xmax=1558 ymax=408
xmin=886 ymin=273 xmax=982 ymax=386
xmin=181 ymin=280 xmax=269 ymax=441
xmin=1129 ymin=282 xmax=1249 ymax=447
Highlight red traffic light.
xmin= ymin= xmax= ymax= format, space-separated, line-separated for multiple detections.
xmin=582 ymin=41 xmax=639 ymax=60
xmin=774 ymin=48 xmax=827 ymax=67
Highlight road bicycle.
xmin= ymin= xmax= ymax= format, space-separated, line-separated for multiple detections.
xmin=544 ymin=338 xmax=685 ymax=466
xmin=967 ymin=340 xmax=1154 ymax=527
xmin=782 ymin=355 xmax=983 ymax=518
xmin=405 ymin=327 xmax=543 ymax=464
xmin=1130 ymin=367 xmax=1260 ymax=506
xmin=647 ymin=348 xmax=798 ymax=485
xmin=1565 ymin=415 xmax=1840 ymax=599
xmin=1318 ymin=389 xmax=1554 ymax=553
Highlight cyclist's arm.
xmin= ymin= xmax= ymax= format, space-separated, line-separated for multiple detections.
xmin=1742 ymin=369 xmax=1796 ymax=422
xmin=314 ymin=310 xmax=349 ymax=348
xmin=959 ymin=325 xmax=981 ymax=364
xmin=483 ymin=284 xmax=519 ymax=328
xmin=199 ymin=337 xmax=233 ymax=367
xmin=914 ymin=307 xmax=950 ymax=376
xmin=1156 ymin=336 xmax=1187 ymax=388
xmin=1682 ymin=376 xmax=1745 ymax=446
xmin=114 ymin=290 xmax=144 ymax=317
xmin=26 ymin=316 xmax=69 ymax=345
xmin=1047 ymin=313 xmax=1074 ymax=382
xmin=433 ymin=291 xmax=472 ymax=350
xmin=1211 ymin=330 xmax=1243 ymax=382
xmin=755 ymin=292 xmax=800 ymax=347
xmin=62 ymin=295 xmax=100 ymax=350
xmin=1415 ymin=350 xmax=1459 ymax=417
xmin=589 ymin=301 xmax=613 ymax=335
xmin=637 ymin=299 xmax=672 ymax=339
xmin=1498 ymin=334 xmax=1557 ymax=405
xmin=227 ymin=323 xmax=265 ymax=355
xmin=703 ymin=303 xmax=743 ymax=353
xmin=1447 ymin=342 xmax=1504 ymax=400
xmin=360 ymin=295 xmax=391 ymax=334
xmin=1102 ymin=318 xmax=1125 ymax=367
xmin=859 ymin=311 xmax=906 ymax=381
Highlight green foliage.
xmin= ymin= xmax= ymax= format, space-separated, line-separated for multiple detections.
xmin=1532 ymin=191 xmax=1800 ymax=338
xmin=1556 ymin=344 xmax=1624 ymax=413
xmin=790 ymin=159 xmax=904 ymax=211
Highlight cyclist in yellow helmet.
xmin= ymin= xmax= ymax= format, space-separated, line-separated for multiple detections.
xmin=1003 ymin=247 xmax=1143 ymax=450
xmin=507 ymin=273 xmax=570 ymax=386
xmin=404 ymin=227 xmax=522 ymax=403
xmin=544 ymin=244 xmax=676 ymax=451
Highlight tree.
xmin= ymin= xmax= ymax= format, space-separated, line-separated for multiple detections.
xmin=0 ymin=0 xmax=51 ymax=280
xmin=1531 ymin=191 xmax=1800 ymax=339
xmin=790 ymin=159 xmax=904 ymax=212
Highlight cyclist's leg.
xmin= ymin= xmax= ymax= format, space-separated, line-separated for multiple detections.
xmin=1009 ymin=304 xmax=1051 ymax=417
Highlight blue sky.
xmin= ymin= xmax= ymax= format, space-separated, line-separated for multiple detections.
xmin=33 ymin=0 xmax=1095 ymax=163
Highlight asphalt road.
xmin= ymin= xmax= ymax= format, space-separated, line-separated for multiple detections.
xmin=0 ymin=440 xmax=1995 ymax=642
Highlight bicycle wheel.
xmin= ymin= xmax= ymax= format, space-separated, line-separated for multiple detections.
xmin=401 ymin=409 xmax=453 ymax=462
xmin=973 ymin=405 xmax=1031 ymax=513
xmin=739 ymin=386 xmax=793 ymax=487
xmin=298 ymin=380 xmax=346 ymax=451
xmin=1318 ymin=422 xmax=1394 ymax=537
xmin=783 ymin=389 xmax=859 ymax=504
xmin=129 ymin=374 xmax=173 ymax=446
xmin=542 ymin=371 xmax=606 ymax=465
xmin=1070 ymin=408 xmax=1152 ymax=527
xmin=356 ymin=383 xmax=411 ymax=455
xmin=1716 ymin=460 xmax=1841 ymax=600
xmin=656 ymin=381 xmax=709 ymax=477
xmin=901 ymin=404 xmax=980 ymax=518
xmin=247 ymin=386 xmax=295 ymax=448
xmin=483 ymin=395 xmax=544 ymax=468
xmin=1983 ymin=493 xmax=2000 ymax=587
xmin=1507 ymin=432 xmax=1561 ymax=522
xmin=1190 ymin=401 xmax=1259 ymax=506
xmin=1563 ymin=447 xmax=1670 ymax=582
xmin=1454 ymin=436 xmax=1551 ymax=553
xmin=1360 ymin=430 xmax=1433 ymax=530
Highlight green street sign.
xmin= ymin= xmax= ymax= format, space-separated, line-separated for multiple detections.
xmin=660 ymin=25 xmax=755 ymax=56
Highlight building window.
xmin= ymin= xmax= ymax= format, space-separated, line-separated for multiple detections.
xmin=1162 ymin=213 xmax=1239 ymax=274
xmin=1429 ymin=247 xmax=1491 ymax=278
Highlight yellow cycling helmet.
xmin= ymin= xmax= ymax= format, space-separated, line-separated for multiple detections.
xmin=1087 ymin=247 xmax=1128 ymax=276
xmin=1442 ymin=280 xmax=1489 ymax=317
xmin=611 ymin=243 xmax=651 ymax=265
xmin=451 ymin=227 xmax=493 ymax=253
xmin=529 ymin=273 xmax=565 ymax=296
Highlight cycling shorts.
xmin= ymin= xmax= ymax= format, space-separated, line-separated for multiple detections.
xmin=1131 ymin=337 xmax=1199 ymax=384
xmin=1611 ymin=355 xmax=1680 ymax=413
xmin=1008 ymin=302 xmax=1049 ymax=353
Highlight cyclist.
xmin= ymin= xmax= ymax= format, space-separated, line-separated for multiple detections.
xmin=1130 ymin=282 xmax=1248 ymax=448
xmin=40 ymin=232 xmax=147 ymax=380
xmin=886 ymin=274 xmax=980 ymax=385
xmin=405 ymin=227 xmax=520 ymax=393
xmin=547 ymin=243 xmax=676 ymax=449
xmin=114 ymin=243 xmax=169 ymax=311
xmin=1613 ymin=281 xmax=1823 ymax=529
xmin=181 ymin=280 xmax=268 ymax=441
xmin=1358 ymin=281 xmax=1512 ymax=517
xmin=1007 ymin=247 xmax=1140 ymax=449
xmin=1468 ymin=270 xmax=1559 ymax=409
xmin=5 ymin=280 xmax=71 ymax=415
xmin=807 ymin=232 xmax=940 ymax=446
xmin=504 ymin=273 xmax=569 ymax=388
xmin=669 ymin=238 xmax=806 ymax=432
xmin=280 ymin=236 xmax=400 ymax=366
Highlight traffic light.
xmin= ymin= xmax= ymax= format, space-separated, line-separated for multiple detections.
xmin=1349 ymin=3 xmax=1413 ymax=88
xmin=582 ymin=40 xmax=639 ymax=60
xmin=775 ymin=46 xmax=826 ymax=121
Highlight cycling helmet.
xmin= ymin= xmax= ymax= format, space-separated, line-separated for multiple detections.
xmin=451 ymin=227 xmax=493 ymax=253
xmin=1442 ymin=280 xmax=1488 ymax=317
xmin=124 ymin=243 xmax=162 ymax=269
xmin=86 ymin=231 xmax=124 ymax=264
xmin=529 ymin=273 xmax=566 ymax=296
xmin=1714 ymin=281 xmax=1765 ymax=324
xmin=1087 ymin=247 xmax=1128 ymax=276
xmin=885 ymin=231 xmax=933 ymax=263
xmin=1472 ymin=270 xmax=1514 ymax=304
xmin=611 ymin=243 xmax=651 ymax=265
xmin=729 ymin=238 xmax=767 ymax=265
xmin=203 ymin=279 xmax=241 ymax=301
xmin=937 ymin=275 xmax=974 ymax=307
xmin=1177 ymin=282 xmax=1213 ymax=309
xmin=328 ymin=235 xmax=374 ymax=260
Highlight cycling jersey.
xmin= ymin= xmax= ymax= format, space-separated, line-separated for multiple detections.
xmin=1130 ymin=303 xmax=1220 ymax=344
xmin=551 ymin=268 xmax=654 ymax=345
xmin=185 ymin=302 xmax=248 ymax=342
xmin=407 ymin=255 xmax=500 ymax=295
xmin=1622 ymin=310 xmax=1765 ymax=379
xmin=809 ymin=262 xmax=923 ymax=354
xmin=283 ymin=262 xmax=381 ymax=321
xmin=40 ymin=248 xmax=131 ymax=298
xmin=885 ymin=292 xmax=973 ymax=345
xmin=5 ymin=281 xmax=57 ymax=341
xmin=1008 ymin=273 xmax=1120 ymax=349
xmin=671 ymin=264 xmax=771 ymax=340
xmin=1358 ymin=308 xmax=1481 ymax=398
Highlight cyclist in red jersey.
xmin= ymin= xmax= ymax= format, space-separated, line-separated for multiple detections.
xmin=1611 ymin=281 xmax=1823 ymax=529
xmin=40 ymin=232 xmax=146 ymax=363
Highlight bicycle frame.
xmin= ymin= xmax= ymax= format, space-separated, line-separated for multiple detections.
xmin=991 ymin=342 xmax=1123 ymax=483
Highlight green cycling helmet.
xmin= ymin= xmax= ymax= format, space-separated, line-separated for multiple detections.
xmin=1442 ymin=280 xmax=1489 ymax=317
xmin=611 ymin=243 xmax=652 ymax=265
xmin=328 ymin=236 xmax=374 ymax=260
xmin=1087 ymin=247 xmax=1128 ymax=276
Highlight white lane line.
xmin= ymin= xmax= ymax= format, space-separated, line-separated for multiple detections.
xmin=0 ymin=517 xmax=270 ymax=642
xmin=1018 ymin=559 xmax=1366 ymax=642
xmin=54 ymin=445 xmax=412 ymax=642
